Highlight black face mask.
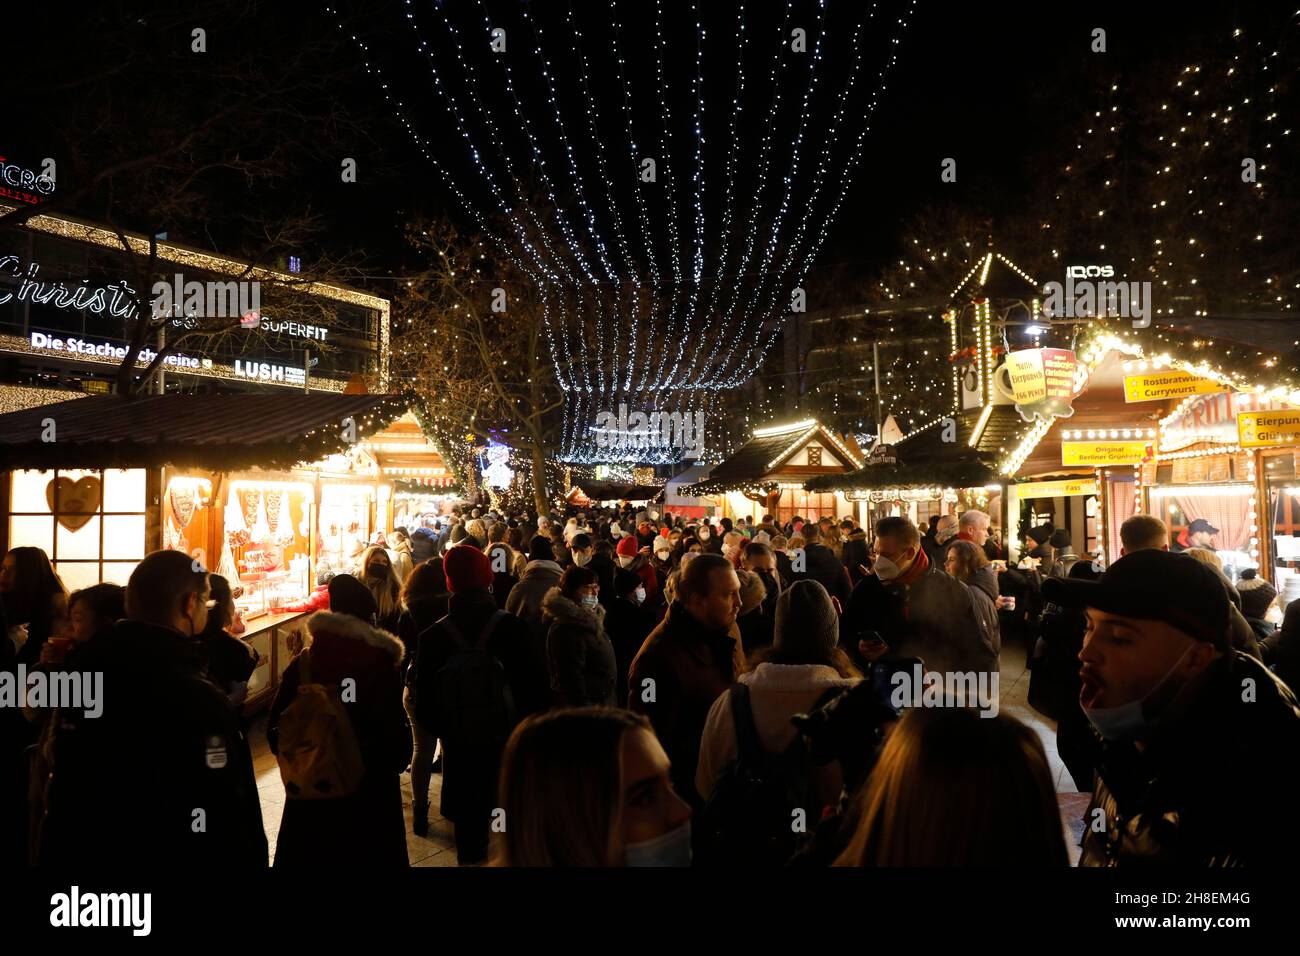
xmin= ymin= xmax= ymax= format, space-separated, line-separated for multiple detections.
xmin=367 ymin=564 xmax=388 ymax=578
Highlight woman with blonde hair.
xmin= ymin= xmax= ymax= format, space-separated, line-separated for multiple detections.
xmin=357 ymin=544 xmax=403 ymax=633
xmin=496 ymin=707 xmax=692 ymax=866
xmin=834 ymin=707 xmax=1067 ymax=867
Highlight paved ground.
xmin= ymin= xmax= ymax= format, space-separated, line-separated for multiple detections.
xmin=250 ymin=637 xmax=1086 ymax=866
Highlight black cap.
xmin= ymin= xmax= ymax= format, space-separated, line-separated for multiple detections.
xmin=1026 ymin=523 xmax=1054 ymax=545
xmin=1187 ymin=518 xmax=1220 ymax=535
xmin=1041 ymin=550 xmax=1230 ymax=649
xmin=1049 ymin=529 xmax=1073 ymax=549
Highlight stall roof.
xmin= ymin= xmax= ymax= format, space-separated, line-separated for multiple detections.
xmin=569 ymin=480 xmax=665 ymax=503
xmin=682 ymin=420 xmax=862 ymax=496
xmin=0 ymin=393 xmax=412 ymax=471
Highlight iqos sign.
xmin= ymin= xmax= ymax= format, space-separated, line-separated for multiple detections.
xmin=1065 ymin=265 xmax=1114 ymax=279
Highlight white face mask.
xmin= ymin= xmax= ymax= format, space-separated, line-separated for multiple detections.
xmin=699 ymin=529 xmax=711 ymax=541
xmin=654 ymin=548 xmax=671 ymax=562
xmin=633 ymin=586 xmax=646 ymax=605
xmin=874 ymin=549 xmax=912 ymax=582
xmin=573 ymin=551 xmax=592 ymax=567
xmin=1084 ymin=643 xmax=1197 ymax=740
xmin=581 ymin=594 xmax=599 ymax=609
xmin=618 ymin=555 xmax=634 ymax=568
xmin=624 ymin=820 xmax=692 ymax=867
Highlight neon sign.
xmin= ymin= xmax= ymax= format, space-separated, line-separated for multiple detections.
xmin=0 ymin=155 xmax=55 ymax=205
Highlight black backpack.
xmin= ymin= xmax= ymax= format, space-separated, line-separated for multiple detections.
xmin=434 ymin=611 xmax=515 ymax=748
xmin=699 ymin=683 xmax=844 ymax=867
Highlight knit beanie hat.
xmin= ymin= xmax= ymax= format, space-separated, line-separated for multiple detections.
xmin=1049 ymin=529 xmax=1074 ymax=549
xmin=774 ymin=579 xmax=838 ymax=660
xmin=1236 ymin=568 xmax=1277 ymax=620
xmin=328 ymin=574 xmax=377 ymax=624
xmin=464 ymin=519 xmax=488 ymax=547
xmin=616 ymin=535 xmax=639 ymax=558
xmin=449 ymin=524 xmax=467 ymax=544
xmin=443 ymin=545 xmax=495 ymax=593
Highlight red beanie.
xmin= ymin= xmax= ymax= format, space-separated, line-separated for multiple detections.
xmin=443 ymin=544 xmax=494 ymax=593
xmin=616 ymin=535 xmax=639 ymax=557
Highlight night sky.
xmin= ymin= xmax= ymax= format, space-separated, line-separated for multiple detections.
xmin=4 ymin=0 xmax=1281 ymax=289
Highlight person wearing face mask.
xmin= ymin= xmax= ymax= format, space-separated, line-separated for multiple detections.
xmin=579 ymin=535 xmax=618 ymax=610
xmin=542 ymin=566 xmax=617 ymax=707
xmin=1041 ymin=549 xmax=1300 ymax=867
xmin=696 ymin=521 xmax=722 ymax=555
xmin=357 ymin=544 xmax=403 ymax=634
xmin=840 ymin=516 xmax=996 ymax=677
xmin=496 ymin=708 xmax=693 ymax=866
xmin=741 ymin=543 xmax=782 ymax=655
xmin=616 ymin=534 xmax=662 ymax=611
xmin=39 ymin=550 xmax=267 ymax=868
xmin=605 ymin=568 xmax=655 ymax=705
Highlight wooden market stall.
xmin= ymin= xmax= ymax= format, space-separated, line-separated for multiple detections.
xmin=0 ymin=392 xmax=428 ymax=709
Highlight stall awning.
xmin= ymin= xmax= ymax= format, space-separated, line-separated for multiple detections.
xmin=0 ymin=393 xmax=412 ymax=471
xmin=360 ymin=411 xmax=457 ymax=488
xmin=681 ymin=419 xmax=863 ymax=496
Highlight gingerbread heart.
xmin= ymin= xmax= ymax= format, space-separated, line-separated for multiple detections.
xmin=46 ymin=475 xmax=101 ymax=531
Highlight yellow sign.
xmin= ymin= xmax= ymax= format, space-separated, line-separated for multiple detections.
xmin=1015 ymin=478 xmax=1099 ymax=499
xmin=1238 ymin=409 xmax=1300 ymax=448
xmin=1061 ymin=441 xmax=1149 ymax=466
xmin=1123 ymin=371 xmax=1222 ymax=403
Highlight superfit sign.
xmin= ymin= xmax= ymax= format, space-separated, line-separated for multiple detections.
xmin=0 ymin=154 xmax=56 ymax=205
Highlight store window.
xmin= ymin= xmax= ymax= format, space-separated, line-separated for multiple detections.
xmin=7 ymin=468 xmax=147 ymax=589
xmin=1264 ymin=452 xmax=1300 ymax=598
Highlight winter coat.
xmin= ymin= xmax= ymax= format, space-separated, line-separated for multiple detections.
xmin=587 ymin=553 xmax=618 ymax=608
xmin=696 ymin=662 xmax=859 ymax=803
xmin=1261 ymin=623 xmax=1300 ymax=695
xmin=197 ymin=622 xmax=260 ymax=702
xmin=604 ymin=596 xmax=655 ymax=705
xmin=542 ymin=589 xmax=617 ymax=707
xmin=40 ymin=621 xmax=267 ymax=868
xmin=506 ymin=559 xmax=564 ymax=697
xmin=267 ymin=612 xmax=411 ymax=867
xmin=413 ymin=589 xmax=541 ymax=821
xmin=1082 ymin=652 xmax=1300 ymax=867
xmin=491 ymin=570 xmax=518 ymax=611
xmin=628 ymin=602 xmax=746 ymax=810
xmin=797 ymin=542 xmax=852 ymax=607
xmin=842 ymin=531 xmax=871 ymax=587
xmin=841 ymin=559 xmax=999 ymax=676
xmin=397 ymin=594 xmax=449 ymax=673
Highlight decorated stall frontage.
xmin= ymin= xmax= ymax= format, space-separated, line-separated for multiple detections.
xmin=680 ymin=418 xmax=864 ymax=524
xmin=360 ymin=411 xmax=463 ymax=527
xmin=979 ymin=318 xmax=1300 ymax=585
xmin=565 ymin=480 xmax=665 ymax=510
xmin=0 ymin=392 xmax=430 ymax=709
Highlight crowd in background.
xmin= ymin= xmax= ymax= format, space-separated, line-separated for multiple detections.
xmin=3 ymin=499 xmax=1299 ymax=868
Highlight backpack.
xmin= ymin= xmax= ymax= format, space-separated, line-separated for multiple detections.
xmin=275 ymin=648 xmax=366 ymax=800
xmin=699 ymin=683 xmax=844 ymax=867
xmin=434 ymin=610 xmax=515 ymax=749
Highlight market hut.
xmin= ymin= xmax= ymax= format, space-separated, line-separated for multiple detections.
xmin=681 ymin=418 xmax=864 ymax=523
xmin=0 ymin=392 xmax=429 ymax=707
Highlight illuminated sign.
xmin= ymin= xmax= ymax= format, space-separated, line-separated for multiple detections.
xmin=1014 ymin=478 xmax=1098 ymax=498
xmin=994 ymin=348 xmax=1078 ymax=422
xmin=1162 ymin=391 xmax=1289 ymax=451
xmin=1061 ymin=441 xmax=1149 ymax=466
xmin=234 ymin=359 xmax=306 ymax=385
xmin=1123 ymin=370 xmax=1221 ymax=403
xmin=0 ymin=155 xmax=55 ymax=205
xmin=29 ymin=331 xmax=201 ymax=369
xmin=1238 ymin=410 xmax=1300 ymax=449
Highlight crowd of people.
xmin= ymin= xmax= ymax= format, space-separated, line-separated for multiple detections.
xmin=3 ymin=502 xmax=1299 ymax=868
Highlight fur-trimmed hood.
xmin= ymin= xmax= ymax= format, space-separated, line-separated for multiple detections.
xmin=541 ymin=586 xmax=605 ymax=632
xmin=305 ymin=610 xmax=404 ymax=664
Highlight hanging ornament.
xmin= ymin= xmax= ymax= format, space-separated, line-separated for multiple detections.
xmin=264 ymin=490 xmax=283 ymax=537
xmin=225 ymin=491 xmax=250 ymax=550
xmin=274 ymin=491 xmax=295 ymax=546
xmin=250 ymin=493 xmax=272 ymax=543
xmin=170 ymin=481 xmax=198 ymax=531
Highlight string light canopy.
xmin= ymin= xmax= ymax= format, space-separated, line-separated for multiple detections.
xmin=334 ymin=0 xmax=917 ymax=462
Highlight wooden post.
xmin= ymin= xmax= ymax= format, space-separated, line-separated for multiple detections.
xmin=1255 ymin=449 xmax=1272 ymax=583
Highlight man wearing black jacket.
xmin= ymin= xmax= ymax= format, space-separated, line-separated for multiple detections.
xmin=1044 ymin=549 xmax=1300 ymax=866
xmin=794 ymin=522 xmax=852 ymax=607
xmin=40 ymin=551 xmax=267 ymax=867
